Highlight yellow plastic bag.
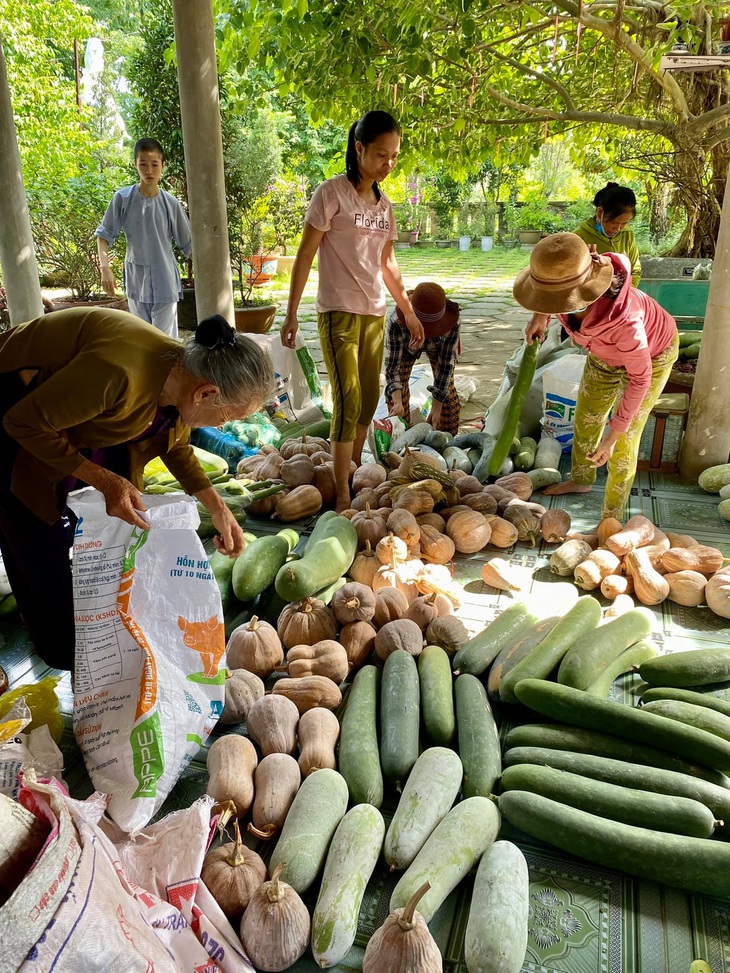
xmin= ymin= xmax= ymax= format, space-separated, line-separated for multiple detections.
xmin=0 ymin=677 xmax=63 ymax=742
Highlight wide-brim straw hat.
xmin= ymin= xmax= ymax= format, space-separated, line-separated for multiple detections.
xmin=396 ymin=281 xmax=460 ymax=337
xmin=512 ymin=233 xmax=614 ymax=313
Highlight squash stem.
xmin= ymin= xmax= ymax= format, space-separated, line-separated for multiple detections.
xmin=267 ymin=862 xmax=287 ymax=902
xmin=398 ymin=881 xmax=431 ymax=930
xmin=226 ymin=819 xmax=248 ymax=867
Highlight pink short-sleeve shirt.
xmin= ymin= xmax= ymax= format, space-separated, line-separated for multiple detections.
xmin=305 ymin=174 xmax=397 ymax=316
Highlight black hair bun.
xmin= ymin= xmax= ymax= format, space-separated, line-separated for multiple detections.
xmin=605 ymin=181 xmax=619 ymax=189
xmin=195 ymin=314 xmax=236 ymax=350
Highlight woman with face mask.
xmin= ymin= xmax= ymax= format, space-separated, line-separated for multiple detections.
xmin=280 ymin=110 xmax=424 ymax=512
xmin=573 ymin=183 xmax=641 ymax=286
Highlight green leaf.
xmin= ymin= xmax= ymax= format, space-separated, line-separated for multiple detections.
xmin=297 ymin=0 xmax=308 ymax=16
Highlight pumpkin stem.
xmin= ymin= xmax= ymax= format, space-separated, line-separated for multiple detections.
xmin=398 ymin=881 xmax=431 ymax=930
xmin=345 ymin=597 xmax=361 ymax=610
xmin=365 ymin=540 xmax=373 ymax=555
xmin=248 ymin=615 xmax=260 ymax=631
xmin=365 ymin=502 xmax=372 ymax=517
xmin=301 ymin=598 xmax=313 ymax=613
xmin=267 ymin=862 xmax=287 ymax=902
xmin=248 ymin=821 xmax=279 ymax=840
xmin=226 ymin=819 xmax=248 ymax=867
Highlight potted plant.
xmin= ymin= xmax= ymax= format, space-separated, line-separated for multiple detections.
xmin=479 ymin=203 xmax=496 ymax=251
xmin=457 ymin=204 xmax=473 ymax=251
xmin=229 ymin=199 xmax=279 ymax=334
xmin=516 ymin=198 xmax=554 ymax=245
xmin=268 ymin=176 xmax=308 ymax=274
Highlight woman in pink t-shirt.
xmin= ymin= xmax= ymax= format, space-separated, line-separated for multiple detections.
xmin=281 ymin=111 xmax=424 ymax=511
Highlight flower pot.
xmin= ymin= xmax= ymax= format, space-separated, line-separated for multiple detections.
xmin=397 ymin=230 xmax=413 ymax=244
xmin=410 ymin=230 xmax=420 ymax=244
xmin=518 ymin=230 xmax=542 ymax=245
xmin=244 ymin=253 xmax=279 ymax=286
xmin=481 ymin=236 xmax=494 ymax=252
xmin=459 ymin=235 xmax=472 ymax=252
xmin=275 ymin=255 xmax=296 ymax=275
xmin=435 ymin=240 xmax=452 ymax=249
xmin=234 ymin=303 xmax=279 ymax=334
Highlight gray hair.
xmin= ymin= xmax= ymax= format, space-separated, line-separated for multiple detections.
xmin=179 ymin=331 xmax=276 ymax=408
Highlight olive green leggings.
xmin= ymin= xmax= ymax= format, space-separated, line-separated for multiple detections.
xmin=570 ymin=332 xmax=679 ymax=520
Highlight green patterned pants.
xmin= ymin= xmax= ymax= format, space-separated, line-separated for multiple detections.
xmin=570 ymin=331 xmax=679 ymax=520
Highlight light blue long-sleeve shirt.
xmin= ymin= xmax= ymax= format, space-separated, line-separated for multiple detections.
xmin=95 ymin=184 xmax=192 ymax=303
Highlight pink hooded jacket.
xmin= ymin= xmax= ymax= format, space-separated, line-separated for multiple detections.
xmin=557 ymin=253 xmax=677 ymax=434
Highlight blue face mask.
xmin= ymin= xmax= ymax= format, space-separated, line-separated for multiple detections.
xmin=594 ymin=220 xmax=605 ymax=236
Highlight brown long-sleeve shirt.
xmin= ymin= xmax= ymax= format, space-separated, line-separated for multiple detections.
xmin=0 ymin=307 xmax=210 ymax=524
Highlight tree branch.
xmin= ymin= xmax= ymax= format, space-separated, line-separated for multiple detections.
xmin=552 ymin=0 xmax=691 ymax=120
xmin=478 ymin=46 xmax=577 ymax=112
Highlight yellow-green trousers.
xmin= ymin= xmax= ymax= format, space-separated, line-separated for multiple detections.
xmin=570 ymin=332 xmax=679 ymax=520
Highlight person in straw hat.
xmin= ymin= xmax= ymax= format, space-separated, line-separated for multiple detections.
xmin=385 ymin=282 xmax=462 ymax=434
xmin=513 ymin=233 xmax=678 ymax=520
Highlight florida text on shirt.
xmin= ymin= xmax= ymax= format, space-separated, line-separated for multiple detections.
xmin=354 ymin=211 xmax=392 ymax=233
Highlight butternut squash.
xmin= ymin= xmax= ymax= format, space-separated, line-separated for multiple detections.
xmin=349 ymin=540 xmax=379 ymax=587
xmin=247 ymin=694 xmax=299 ymax=756
xmin=604 ymin=593 xmax=635 ymax=618
xmin=484 ymin=515 xmax=519 ymax=549
xmin=665 ymin=570 xmax=707 ymax=608
xmin=221 ymin=668 xmax=265 ymax=724
xmin=705 ymin=570 xmax=730 ymax=618
xmin=272 ymin=484 xmax=323 ymax=522
xmin=206 ymin=735 xmax=257 ymax=816
xmin=272 ymin=675 xmax=343 ymax=713
xmin=283 ymin=641 xmax=349 ymax=682
xmin=625 ymin=549 xmax=670 ymax=606
xmin=418 ymin=525 xmax=455 ymax=565
xmin=666 ymin=532 xmax=701 ymax=549
xmin=605 ymin=515 xmax=655 ymax=557
xmin=661 ymin=545 xmax=725 ymax=576
xmin=249 ymin=753 xmax=301 ymax=840
xmin=298 ymin=707 xmax=340 ymax=776
xmin=480 ymin=558 xmax=523 ymax=591
xmin=600 ymin=574 xmax=634 ymax=600
xmin=494 ymin=472 xmax=533 ymax=500
xmin=574 ymin=550 xmax=621 ymax=591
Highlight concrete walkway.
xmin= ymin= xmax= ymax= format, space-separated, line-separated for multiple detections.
xmin=268 ymin=245 xmax=533 ymax=424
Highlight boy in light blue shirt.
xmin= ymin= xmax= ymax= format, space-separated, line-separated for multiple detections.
xmin=95 ymin=137 xmax=192 ymax=339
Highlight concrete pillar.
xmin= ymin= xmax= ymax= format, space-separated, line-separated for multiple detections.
xmin=171 ymin=0 xmax=234 ymax=325
xmin=0 ymin=36 xmax=43 ymax=326
xmin=679 ymin=159 xmax=730 ymax=478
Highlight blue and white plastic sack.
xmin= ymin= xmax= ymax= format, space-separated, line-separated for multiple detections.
xmin=540 ymin=354 xmax=587 ymax=450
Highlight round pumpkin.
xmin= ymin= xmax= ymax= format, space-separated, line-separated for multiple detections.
xmin=331 ymin=582 xmax=376 ymax=625
xmin=221 ymin=669 xmax=265 ymax=724
xmin=226 ymin=616 xmax=283 ymax=678
xmin=349 ymin=540 xmax=380 ymax=587
xmin=373 ymin=587 xmax=410 ymax=628
xmin=456 ymin=475 xmax=483 ymax=496
xmin=463 ymin=493 xmax=499 ymax=515
xmin=201 ymin=821 xmax=267 ymax=921
xmin=374 ymin=618 xmax=424 ymax=660
xmin=403 ymin=594 xmax=439 ymax=634
xmin=417 ymin=512 xmax=447 ymax=533
xmin=351 ymin=488 xmax=380 ymax=512
xmin=277 ymin=598 xmax=337 ymax=648
xmin=280 ymin=454 xmax=315 ymax=487
xmin=372 ymin=558 xmax=419 ymax=602
xmin=351 ymin=504 xmax=388 ymax=549
xmin=426 ymin=615 xmax=469 ymax=656
xmin=376 ymin=532 xmax=409 ymax=566
xmin=312 ymin=463 xmax=337 ymax=507
xmin=352 ymin=463 xmax=387 ymax=493
xmin=446 ymin=509 xmax=492 ymax=554
xmin=339 ymin=620 xmax=377 ymax=668
xmin=386 ymin=509 xmax=420 ymax=548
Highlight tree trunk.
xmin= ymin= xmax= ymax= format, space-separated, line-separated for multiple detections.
xmin=647 ymin=180 xmax=669 ymax=245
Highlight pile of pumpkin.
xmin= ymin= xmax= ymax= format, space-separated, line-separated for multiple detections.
xmin=545 ymin=514 xmax=730 ymax=620
xmin=236 ymin=433 xmax=343 ymax=521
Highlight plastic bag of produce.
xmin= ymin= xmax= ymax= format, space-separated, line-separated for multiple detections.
xmin=540 ymin=353 xmax=587 ymax=450
xmin=0 ymin=699 xmax=64 ymax=800
xmin=247 ymin=329 xmax=329 ymax=422
xmin=1 ymin=774 xmax=253 ymax=972
xmin=67 ymin=489 xmax=225 ymax=834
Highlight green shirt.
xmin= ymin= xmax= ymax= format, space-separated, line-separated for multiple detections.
xmin=573 ymin=217 xmax=642 ymax=286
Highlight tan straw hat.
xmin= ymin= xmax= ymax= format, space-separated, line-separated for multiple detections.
xmin=512 ymin=233 xmax=614 ymax=313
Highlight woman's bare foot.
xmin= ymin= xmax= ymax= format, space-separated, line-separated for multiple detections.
xmin=543 ymin=480 xmax=593 ymax=496
xmin=335 ymin=493 xmax=351 ymax=514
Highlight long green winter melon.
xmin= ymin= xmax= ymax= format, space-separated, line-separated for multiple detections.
xmin=639 ymin=647 xmax=730 ymax=688
xmin=500 ymin=763 xmax=719 ymax=837
xmin=390 ymin=797 xmax=500 ymax=922
xmin=269 ymin=769 xmax=349 ymax=893
xmin=338 ymin=665 xmax=383 ymax=807
xmin=641 ymin=686 xmax=730 ymax=720
xmin=642 ymin=698 xmax=730 ymax=744
xmin=380 ymin=650 xmax=420 ymax=788
xmin=311 ymin=804 xmax=385 ymax=968
xmin=556 ymin=607 xmax=653 ymax=691
xmin=452 ymin=602 xmax=541 ymax=676
xmin=418 ymin=645 xmax=455 ymax=746
xmin=584 ymin=639 xmax=657 ymax=697
xmin=502 ymin=746 xmax=730 ymax=832
xmin=502 ymin=723 xmax=730 ymax=787
xmin=500 ymin=597 xmax=602 ymax=702
xmin=275 ymin=512 xmax=357 ymax=601
xmin=464 ymin=841 xmax=529 ymax=973
xmin=455 ymin=674 xmax=501 ymax=799
xmin=384 ymin=747 xmax=463 ymax=870
xmin=513 ymin=678 xmax=730 ymax=772
xmin=498 ymin=790 xmax=730 ymax=900
xmin=487 ymin=616 xmax=561 ymax=702
xmin=488 ymin=339 xmax=540 ymax=476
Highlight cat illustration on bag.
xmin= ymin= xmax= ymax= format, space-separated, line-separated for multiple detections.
xmin=177 ymin=615 xmax=225 ymax=678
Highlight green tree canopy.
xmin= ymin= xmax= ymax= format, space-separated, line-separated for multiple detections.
xmin=218 ymin=0 xmax=730 ymax=255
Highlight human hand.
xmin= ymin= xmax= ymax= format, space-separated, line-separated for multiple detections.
xmin=388 ymin=390 xmax=405 ymax=418
xmin=211 ymin=504 xmax=246 ymax=556
xmin=587 ymin=430 xmax=619 ymax=468
xmin=403 ymin=310 xmax=424 ymax=349
xmin=102 ymin=474 xmax=148 ymax=530
xmin=101 ymin=268 xmax=116 ymax=298
xmin=280 ymin=314 xmax=299 ymax=349
xmin=526 ymin=313 xmax=549 ymax=345
xmin=429 ymin=400 xmax=443 ymax=428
